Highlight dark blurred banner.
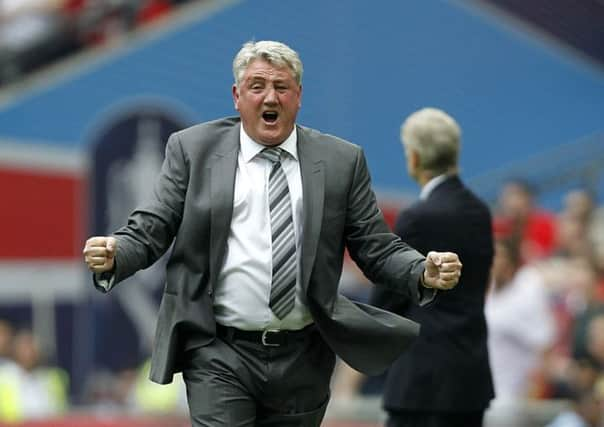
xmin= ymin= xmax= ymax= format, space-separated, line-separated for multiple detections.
xmin=477 ymin=0 xmax=604 ymax=65
xmin=88 ymin=104 xmax=188 ymax=372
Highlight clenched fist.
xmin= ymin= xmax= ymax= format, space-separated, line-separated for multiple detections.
xmin=83 ymin=236 xmax=117 ymax=273
xmin=422 ymin=251 xmax=462 ymax=290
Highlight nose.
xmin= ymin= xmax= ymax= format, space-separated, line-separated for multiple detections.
xmin=264 ymin=87 xmax=278 ymax=104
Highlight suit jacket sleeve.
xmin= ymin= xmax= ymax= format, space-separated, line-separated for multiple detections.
xmin=345 ymin=148 xmax=426 ymax=304
xmin=370 ymin=207 xmax=424 ymax=312
xmin=109 ymin=133 xmax=189 ymax=285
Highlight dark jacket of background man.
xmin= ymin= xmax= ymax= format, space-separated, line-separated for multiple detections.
xmin=371 ymin=108 xmax=494 ymax=426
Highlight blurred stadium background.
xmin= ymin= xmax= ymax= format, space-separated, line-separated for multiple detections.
xmin=0 ymin=0 xmax=603 ymax=425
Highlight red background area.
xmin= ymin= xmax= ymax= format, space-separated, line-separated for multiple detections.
xmin=0 ymin=168 xmax=85 ymax=259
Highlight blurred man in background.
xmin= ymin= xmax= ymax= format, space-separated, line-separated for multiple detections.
xmin=0 ymin=329 xmax=68 ymax=422
xmin=83 ymin=41 xmax=462 ymax=427
xmin=493 ymin=179 xmax=557 ymax=263
xmin=371 ymin=107 xmax=494 ymax=427
xmin=0 ymin=319 xmax=14 ymax=366
xmin=485 ymin=238 xmax=555 ymax=405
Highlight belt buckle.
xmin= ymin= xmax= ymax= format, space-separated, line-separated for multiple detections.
xmin=261 ymin=329 xmax=281 ymax=347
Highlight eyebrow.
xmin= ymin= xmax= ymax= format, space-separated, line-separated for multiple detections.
xmin=248 ymin=73 xmax=290 ymax=81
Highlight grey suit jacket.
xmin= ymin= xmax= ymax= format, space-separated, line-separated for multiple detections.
xmin=103 ymin=116 xmax=427 ymax=384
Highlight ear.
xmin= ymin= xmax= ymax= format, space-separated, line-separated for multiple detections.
xmin=232 ymin=84 xmax=240 ymax=111
xmin=410 ymin=149 xmax=421 ymax=169
xmin=298 ymin=85 xmax=303 ymax=108
xmin=405 ymin=146 xmax=421 ymax=179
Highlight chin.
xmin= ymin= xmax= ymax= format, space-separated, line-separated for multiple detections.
xmin=259 ymin=133 xmax=285 ymax=146
xmin=260 ymin=139 xmax=283 ymax=147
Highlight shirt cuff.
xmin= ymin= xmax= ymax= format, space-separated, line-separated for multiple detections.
xmin=417 ymin=271 xmax=437 ymax=306
xmin=93 ymin=271 xmax=115 ymax=293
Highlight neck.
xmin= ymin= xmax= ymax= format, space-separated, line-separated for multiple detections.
xmin=417 ymin=173 xmax=433 ymax=188
xmin=417 ymin=168 xmax=457 ymax=188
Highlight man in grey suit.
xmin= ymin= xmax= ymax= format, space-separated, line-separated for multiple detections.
xmin=83 ymin=41 xmax=462 ymax=427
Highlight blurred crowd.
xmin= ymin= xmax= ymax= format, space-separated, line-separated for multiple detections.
xmin=0 ymin=0 xmax=198 ymax=87
xmin=487 ymin=181 xmax=604 ymax=426
xmin=0 ymin=317 xmax=187 ymax=422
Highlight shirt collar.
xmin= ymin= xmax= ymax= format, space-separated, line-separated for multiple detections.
xmin=419 ymin=174 xmax=450 ymax=200
xmin=239 ymin=124 xmax=298 ymax=162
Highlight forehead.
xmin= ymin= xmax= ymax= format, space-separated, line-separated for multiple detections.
xmin=242 ymin=59 xmax=296 ymax=81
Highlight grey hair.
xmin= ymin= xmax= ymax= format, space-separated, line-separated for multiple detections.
xmin=401 ymin=107 xmax=461 ymax=175
xmin=232 ymin=40 xmax=303 ymax=86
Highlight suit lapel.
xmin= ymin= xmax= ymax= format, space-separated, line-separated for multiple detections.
xmin=208 ymin=125 xmax=239 ymax=289
xmin=297 ymin=126 xmax=324 ymax=292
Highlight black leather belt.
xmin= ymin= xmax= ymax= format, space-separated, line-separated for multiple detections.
xmin=216 ymin=323 xmax=314 ymax=347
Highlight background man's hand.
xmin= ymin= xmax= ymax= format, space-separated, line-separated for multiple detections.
xmin=83 ymin=236 xmax=117 ymax=273
xmin=423 ymin=251 xmax=462 ymax=290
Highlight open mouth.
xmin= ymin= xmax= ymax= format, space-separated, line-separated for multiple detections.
xmin=262 ymin=111 xmax=279 ymax=123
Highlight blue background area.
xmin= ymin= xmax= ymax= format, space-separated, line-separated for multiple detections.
xmin=0 ymin=0 xmax=603 ymax=196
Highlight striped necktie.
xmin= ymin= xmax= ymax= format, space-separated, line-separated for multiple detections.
xmin=259 ymin=147 xmax=297 ymax=319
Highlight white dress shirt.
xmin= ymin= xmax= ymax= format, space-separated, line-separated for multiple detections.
xmin=212 ymin=125 xmax=313 ymax=331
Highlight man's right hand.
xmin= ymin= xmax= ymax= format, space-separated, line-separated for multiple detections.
xmin=83 ymin=236 xmax=117 ymax=273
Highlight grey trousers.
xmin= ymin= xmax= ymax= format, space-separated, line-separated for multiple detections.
xmin=182 ymin=326 xmax=335 ymax=427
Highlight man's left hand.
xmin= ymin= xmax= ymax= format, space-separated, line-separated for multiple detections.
xmin=422 ymin=251 xmax=462 ymax=290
